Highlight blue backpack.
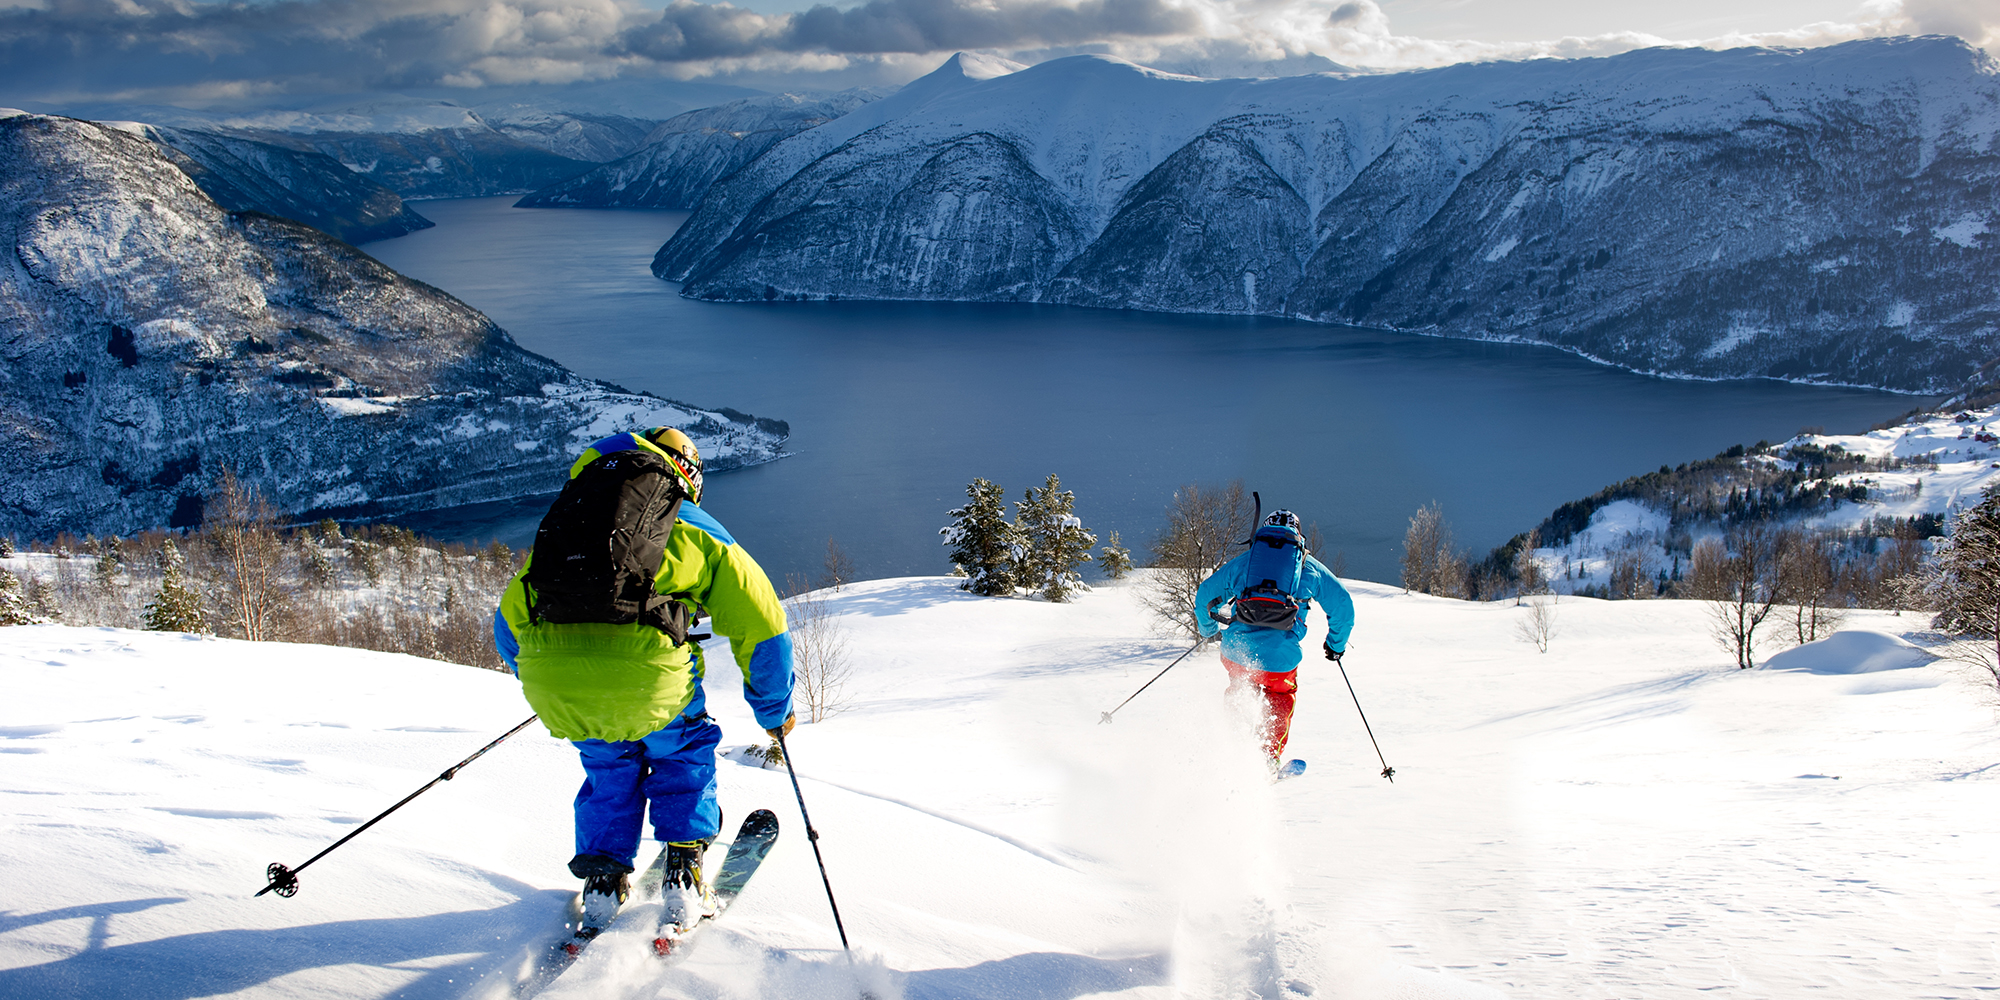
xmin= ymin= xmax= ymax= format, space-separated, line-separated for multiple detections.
xmin=1234 ymin=525 xmax=1306 ymax=630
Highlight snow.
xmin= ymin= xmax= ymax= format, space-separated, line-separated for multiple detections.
xmin=1795 ymin=403 xmax=2000 ymax=529
xmin=1762 ymin=629 xmax=1936 ymax=675
xmin=2 ymin=578 xmax=1995 ymax=998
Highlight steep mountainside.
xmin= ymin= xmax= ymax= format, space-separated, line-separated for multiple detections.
xmin=656 ymin=39 xmax=2000 ymax=394
xmin=516 ymin=92 xmax=878 ymax=210
xmin=70 ymin=100 xmax=609 ymax=199
xmin=133 ymin=124 xmax=433 ymax=244
xmin=0 ymin=114 xmax=784 ymax=538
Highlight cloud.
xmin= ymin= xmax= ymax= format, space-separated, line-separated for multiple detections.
xmin=0 ymin=0 xmax=1970 ymax=104
xmin=1903 ymin=0 xmax=2000 ymax=46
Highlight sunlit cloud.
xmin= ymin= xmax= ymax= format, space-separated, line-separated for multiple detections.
xmin=0 ymin=0 xmax=1973 ymax=104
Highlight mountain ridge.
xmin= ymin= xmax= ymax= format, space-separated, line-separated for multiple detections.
xmin=654 ymin=38 xmax=2000 ymax=394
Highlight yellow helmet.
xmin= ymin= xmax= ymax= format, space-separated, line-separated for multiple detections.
xmin=644 ymin=426 xmax=703 ymax=503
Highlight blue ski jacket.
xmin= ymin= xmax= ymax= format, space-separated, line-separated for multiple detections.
xmin=1194 ymin=546 xmax=1354 ymax=673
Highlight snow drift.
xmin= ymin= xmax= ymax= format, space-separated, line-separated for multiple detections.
xmin=1762 ymin=628 xmax=1938 ymax=673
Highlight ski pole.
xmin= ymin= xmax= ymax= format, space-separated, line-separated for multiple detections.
xmin=774 ymin=731 xmax=856 ymax=953
xmin=256 ymin=714 xmax=539 ymax=897
xmin=1098 ymin=638 xmax=1204 ymax=724
xmin=1333 ymin=658 xmax=1395 ymax=782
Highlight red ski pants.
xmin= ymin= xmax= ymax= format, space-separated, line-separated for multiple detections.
xmin=1223 ymin=657 xmax=1298 ymax=759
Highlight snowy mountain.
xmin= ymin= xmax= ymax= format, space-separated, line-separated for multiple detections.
xmin=657 ymin=39 xmax=2000 ymax=394
xmin=125 ymin=124 xmax=435 ymax=245
xmin=2 ymin=576 xmax=1993 ymax=998
xmin=0 ymin=113 xmax=785 ymax=538
xmin=516 ymin=92 xmax=881 ymax=210
xmin=69 ymin=99 xmax=615 ymax=199
xmin=473 ymin=107 xmax=660 ymax=163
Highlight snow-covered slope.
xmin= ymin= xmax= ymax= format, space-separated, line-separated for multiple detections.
xmin=516 ymin=92 xmax=880 ymax=210
xmin=130 ymin=124 xmax=435 ymax=244
xmin=1529 ymin=403 xmax=2000 ymax=593
xmin=1 ymin=577 xmax=1993 ymax=998
xmin=658 ymin=39 xmax=2000 ymax=393
xmin=0 ymin=114 xmax=784 ymax=538
xmin=1795 ymin=403 xmax=2000 ymax=526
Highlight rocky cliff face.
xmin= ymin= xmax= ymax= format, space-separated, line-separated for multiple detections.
xmin=136 ymin=124 xmax=433 ymax=245
xmin=656 ymin=39 xmax=2000 ymax=394
xmin=0 ymin=114 xmax=784 ymax=538
xmin=517 ymin=93 xmax=876 ymax=210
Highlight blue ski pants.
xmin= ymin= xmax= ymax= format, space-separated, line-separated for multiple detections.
xmin=570 ymin=712 xmax=722 ymax=868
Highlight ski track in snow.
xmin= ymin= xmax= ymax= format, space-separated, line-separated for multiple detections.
xmin=0 ymin=578 xmax=1996 ymax=999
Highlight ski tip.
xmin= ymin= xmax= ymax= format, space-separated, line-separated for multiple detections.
xmin=652 ymin=936 xmax=675 ymax=958
xmin=1281 ymin=759 xmax=1307 ymax=777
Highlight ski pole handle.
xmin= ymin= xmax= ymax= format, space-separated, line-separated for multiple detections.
xmin=257 ymin=714 xmax=539 ymax=897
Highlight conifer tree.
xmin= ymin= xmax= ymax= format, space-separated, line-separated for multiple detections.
xmin=144 ymin=540 xmax=207 ymax=633
xmin=1016 ymin=474 xmax=1096 ymax=603
xmin=1930 ymin=485 xmax=2000 ymax=689
xmin=941 ymin=478 xmax=1017 ymax=596
xmin=1098 ymin=530 xmax=1133 ymax=580
xmin=94 ymin=536 xmax=123 ymax=591
xmin=0 ymin=570 xmax=39 ymax=626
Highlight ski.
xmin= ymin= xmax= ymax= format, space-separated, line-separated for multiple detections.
xmin=518 ymin=845 xmax=669 ymax=996
xmin=653 ymin=808 xmax=781 ymax=958
xmin=1278 ymin=759 xmax=1307 ymax=779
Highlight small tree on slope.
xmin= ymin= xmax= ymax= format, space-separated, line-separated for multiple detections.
xmin=1016 ymin=474 xmax=1096 ymax=603
xmin=144 ymin=540 xmax=207 ymax=633
xmin=0 ymin=570 xmax=42 ymax=626
xmin=942 ymin=478 xmax=1018 ymax=597
xmin=1928 ymin=484 xmax=2000 ymax=694
xmin=1098 ymin=530 xmax=1133 ymax=580
xmin=1139 ymin=481 xmax=1252 ymax=638
xmin=1689 ymin=527 xmax=1781 ymax=669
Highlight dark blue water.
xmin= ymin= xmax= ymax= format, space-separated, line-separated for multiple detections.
xmin=365 ymin=197 xmax=1926 ymax=586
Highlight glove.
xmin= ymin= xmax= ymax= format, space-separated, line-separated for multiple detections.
xmin=765 ymin=713 xmax=796 ymax=739
xmin=1323 ymin=644 xmax=1343 ymax=663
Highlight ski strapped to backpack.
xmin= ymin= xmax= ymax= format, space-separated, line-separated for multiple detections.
xmin=1232 ymin=524 xmax=1307 ymax=630
xmin=523 ymin=448 xmax=699 ymax=642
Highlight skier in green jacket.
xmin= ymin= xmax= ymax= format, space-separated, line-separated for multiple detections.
xmin=494 ymin=426 xmax=795 ymax=936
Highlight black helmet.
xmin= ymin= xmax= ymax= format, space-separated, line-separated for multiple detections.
xmin=1265 ymin=509 xmax=1302 ymax=533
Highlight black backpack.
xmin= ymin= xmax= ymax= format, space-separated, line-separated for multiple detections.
xmin=1233 ymin=525 xmax=1306 ymax=630
xmin=523 ymin=448 xmax=696 ymax=642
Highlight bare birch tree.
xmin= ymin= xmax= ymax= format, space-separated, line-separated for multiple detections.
xmin=208 ymin=470 xmax=292 ymax=642
xmin=1401 ymin=501 xmax=1468 ymax=598
xmin=783 ymin=575 xmax=854 ymax=723
xmin=1515 ymin=594 xmax=1558 ymax=652
xmin=1691 ymin=527 xmax=1782 ymax=669
xmin=1775 ymin=528 xmax=1846 ymax=645
xmin=1138 ymin=481 xmax=1252 ymax=638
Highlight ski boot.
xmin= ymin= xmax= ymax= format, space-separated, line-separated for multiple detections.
xmin=566 ymin=854 xmax=634 ymax=952
xmin=659 ymin=839 xmax=719 ymax=937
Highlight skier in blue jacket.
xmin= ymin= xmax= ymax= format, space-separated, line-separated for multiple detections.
xmin=1194 ymin=510 xmax=1355 ymax=763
